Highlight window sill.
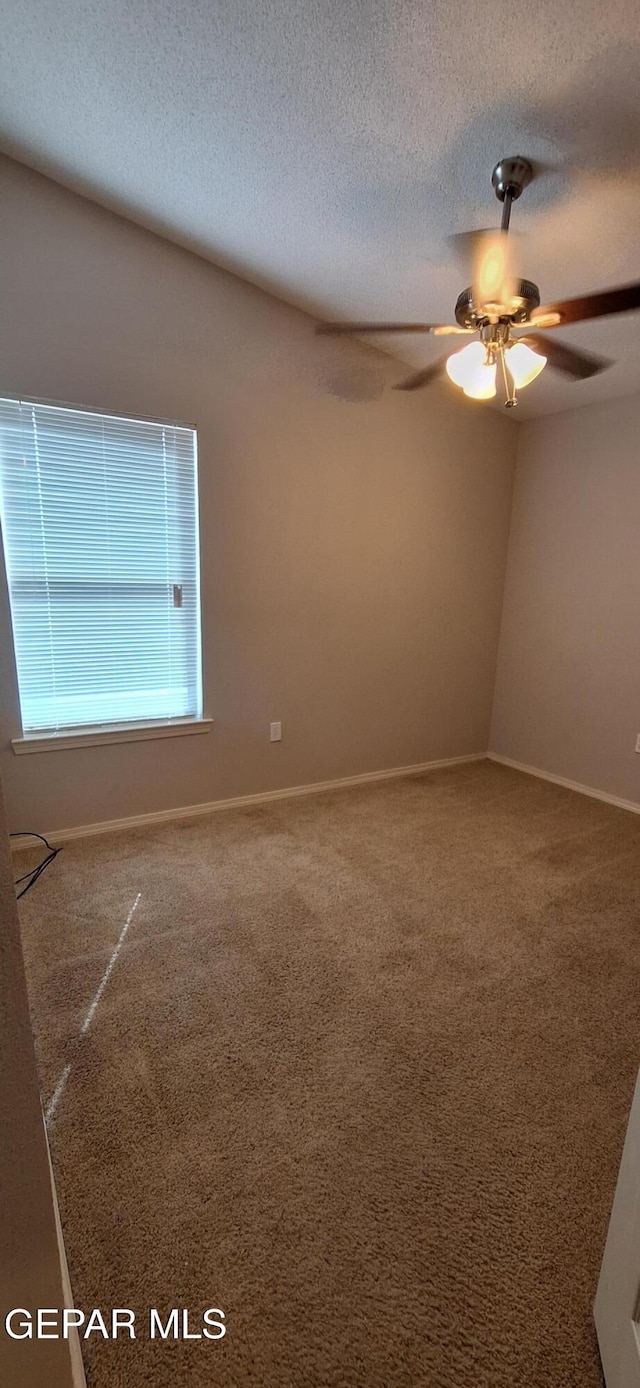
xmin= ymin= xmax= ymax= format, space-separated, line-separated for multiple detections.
xmin=11 ymin=718 xmax=213 ymax=755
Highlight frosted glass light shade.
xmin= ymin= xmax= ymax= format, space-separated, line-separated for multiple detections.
xmin=463 ymin=363 xmax=496 ymax=399
xmin=506 ymin=341 xmax=546 ymax=388
xmin=446 ymin=342 xmax=497 ymax=399
xmin=446 ymin=341 xmax=485 ymax=386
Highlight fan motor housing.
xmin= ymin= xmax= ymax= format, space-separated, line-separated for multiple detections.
xmin=455 ymin=279 xmax=541 ymax=328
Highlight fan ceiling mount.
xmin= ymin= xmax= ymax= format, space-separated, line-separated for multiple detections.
xmin=316 ymin=157 xmax=640 ymax=406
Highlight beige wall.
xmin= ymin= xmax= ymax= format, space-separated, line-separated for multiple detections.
xmin=0 ymin=773 xmax=76 ymax=1387
xmin=0 ymin=155 xmax=517 ymax=834
xmin=490 ymin=394 xmax=640 ymax=804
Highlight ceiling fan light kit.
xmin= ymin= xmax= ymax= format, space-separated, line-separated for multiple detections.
xmin=316 ymin=156 xmax=639 ymax=405
xmin=446 ymin=325 xmax=547 ymax=404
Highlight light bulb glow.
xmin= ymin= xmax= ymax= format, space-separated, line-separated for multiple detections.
xmin=505 ymin=341 xmax=547 ymax=388
xmin=463 ymin=363 xmax=496 ymax=399
xmin=446 ymin=341 xmax=496 ymax=400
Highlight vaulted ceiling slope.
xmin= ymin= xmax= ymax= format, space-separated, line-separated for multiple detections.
xmin=2 ymin=0 xmax=640 ymax=418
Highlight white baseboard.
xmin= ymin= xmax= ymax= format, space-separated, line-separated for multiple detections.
xmin=13 ymin=752 xmax=486 ymax=847
xmin=488 ymin=752 xmax=640 ymax=816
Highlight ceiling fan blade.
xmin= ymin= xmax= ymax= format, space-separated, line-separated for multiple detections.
xmin=530 ymin=281 xmax=640 ymax=328
xmin=316 ymin=322 xmax=437 ymax=335
xmin=471 ymin=230 xmax=517 ymax=317
xmin=393 ymin=360 xmax=445 ymax=392
xmin=432 ymin=325 xmax=474 ymax=336
xmin=449 ymin=228 xmax=495 ymax=261
xmin=449 ymin=228 xmax=525 ymax=265
xmin=522 ymin=333 xmax=613 ymax=379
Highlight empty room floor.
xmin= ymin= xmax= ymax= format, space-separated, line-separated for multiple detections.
xmin=17 ymin=760 xmax=640 ymax=1386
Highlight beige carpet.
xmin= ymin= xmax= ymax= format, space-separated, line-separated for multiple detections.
xmin=17 ymin=760 xmax=640 ymax=1386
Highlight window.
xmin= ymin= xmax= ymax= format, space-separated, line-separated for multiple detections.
xmin=0 ymin=398 xmax=204 ymax=742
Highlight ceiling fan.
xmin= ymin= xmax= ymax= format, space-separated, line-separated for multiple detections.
xmin=316 ymin=157 xmax=640 ymax=407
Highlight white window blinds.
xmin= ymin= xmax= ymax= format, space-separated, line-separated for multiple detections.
xmin=0 ymin=399 xmax=202 ymax=734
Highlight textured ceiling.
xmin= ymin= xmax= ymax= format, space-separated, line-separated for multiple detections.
xmin=2 ymin=0 xmax=640 ymax=419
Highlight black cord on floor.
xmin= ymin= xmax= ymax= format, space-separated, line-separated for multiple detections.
xmin=10 ymin=831 xmax=61 ymax=899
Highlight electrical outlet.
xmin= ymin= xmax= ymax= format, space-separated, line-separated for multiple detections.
xmin=635 ymin=734 xmax=640 ymax=754
xmin=270 ymin=721 xmax=282 ymax=743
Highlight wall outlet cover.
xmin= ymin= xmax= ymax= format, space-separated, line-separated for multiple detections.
xmin=270 ymin=722 xmax=282 ymax=742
